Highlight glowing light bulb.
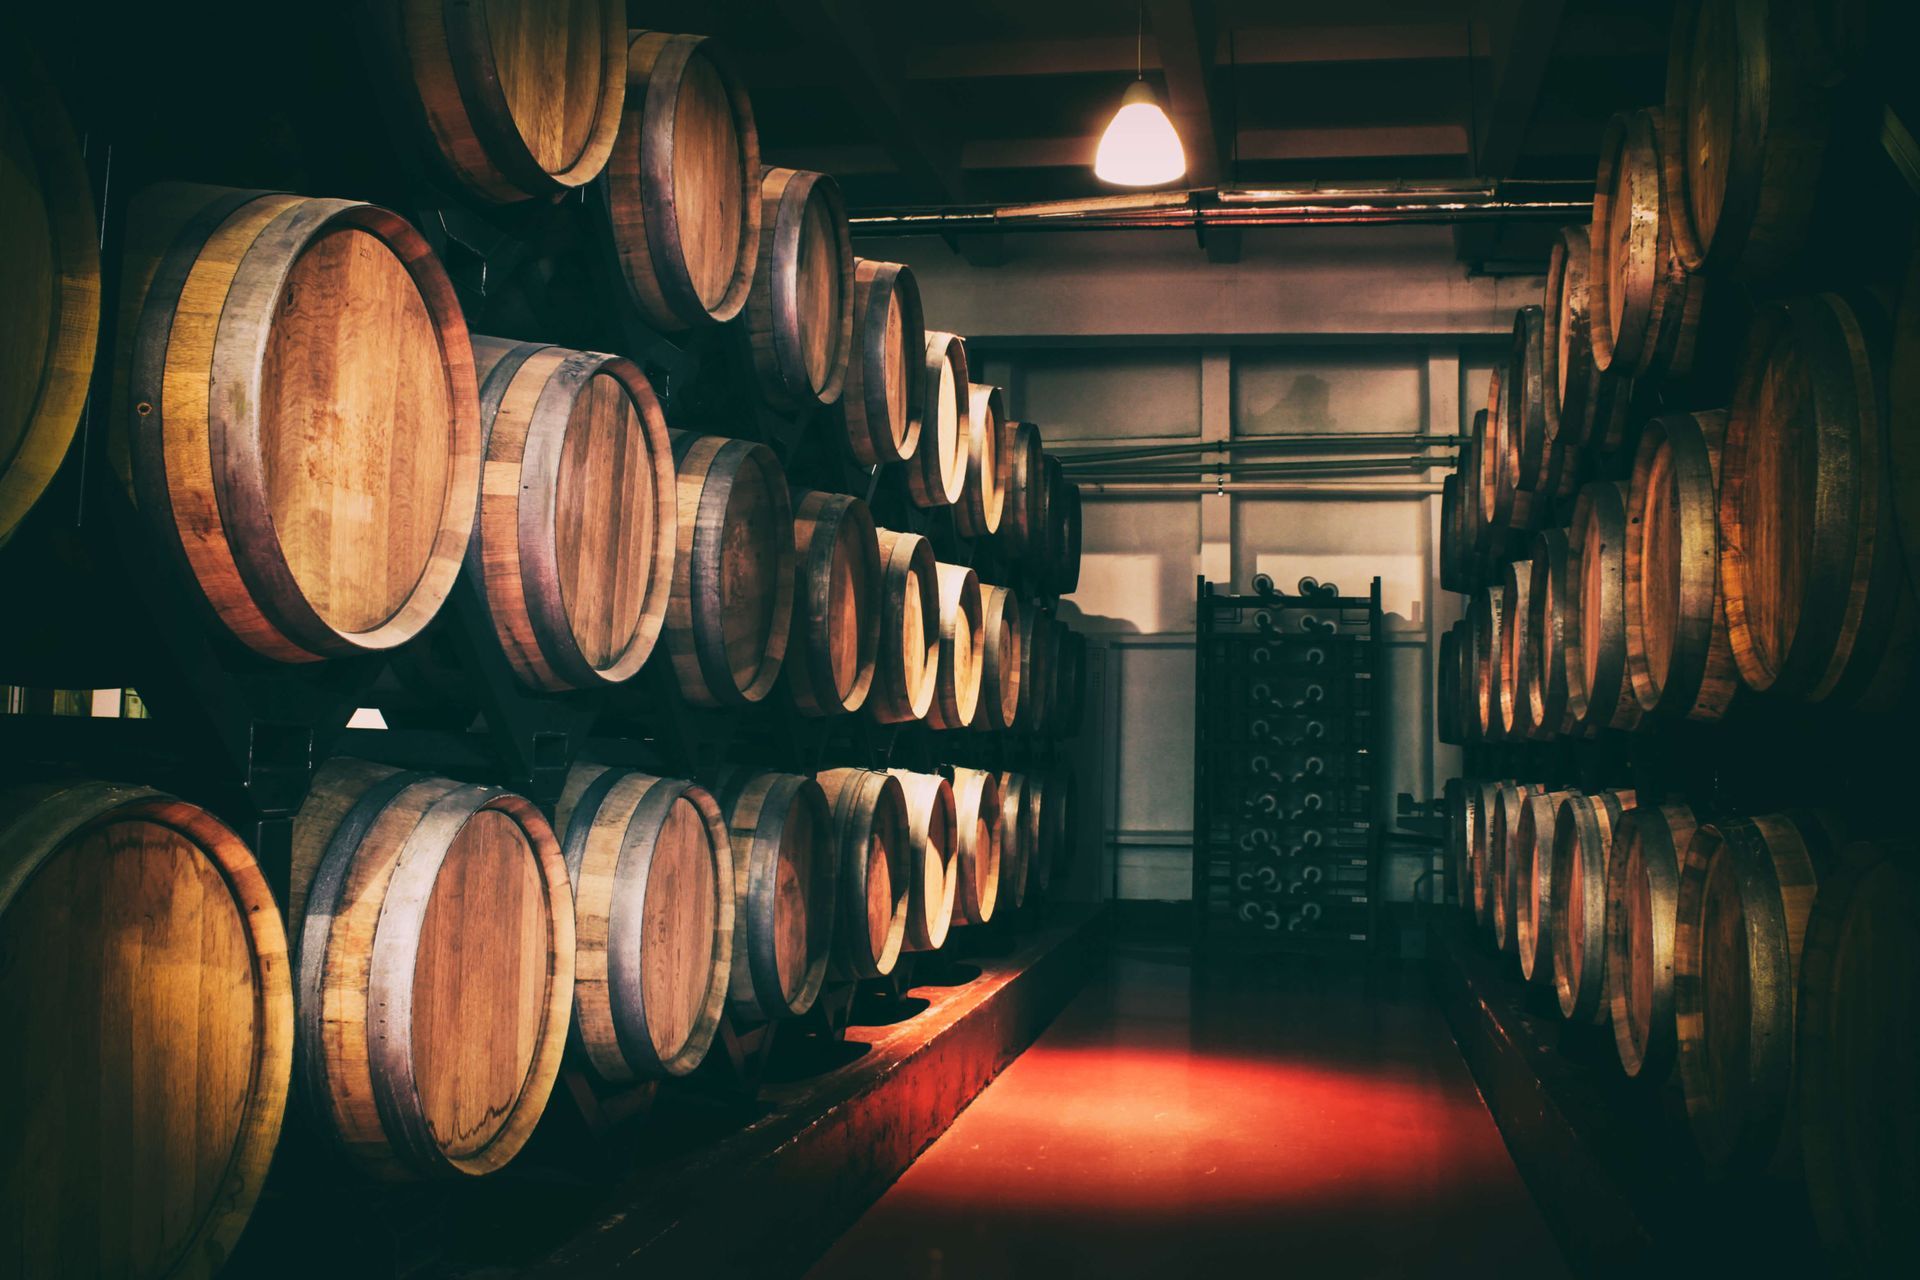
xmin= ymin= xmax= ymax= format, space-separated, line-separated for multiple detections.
xmin=1094 ymin=80 xmax=1186 ymax=187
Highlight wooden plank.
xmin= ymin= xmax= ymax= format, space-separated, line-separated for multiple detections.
xmin=1146 ymin=0 xmax=1226 ymax=185
xmin=1472 ymin=0 xmax=1568 ymax=179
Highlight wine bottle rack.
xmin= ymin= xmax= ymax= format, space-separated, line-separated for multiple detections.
xmin=1193 ymin=575 xmax=1384 ymax=954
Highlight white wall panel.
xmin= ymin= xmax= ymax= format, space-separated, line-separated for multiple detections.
xmin=1232 ymin=349 xmax=1426 ymax=435
xmin=1012 ymin=349 xmax=1202 ymax=440
xmin=1067 ymin=499 xmax=1200 ymax=635
xmin=1232 ymin=497 xmax=1432 ymax=625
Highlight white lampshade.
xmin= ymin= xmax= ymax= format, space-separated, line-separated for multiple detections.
xmin=1093 ymin=80 xmax=1186 ymax=187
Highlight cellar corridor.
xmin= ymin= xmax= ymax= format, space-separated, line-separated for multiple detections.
xmin=810 ymin=943 xmax=1564 ymax=1278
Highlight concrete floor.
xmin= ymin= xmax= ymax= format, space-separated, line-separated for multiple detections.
xmin=808 ymin=942 xmax=1569 ymax=1279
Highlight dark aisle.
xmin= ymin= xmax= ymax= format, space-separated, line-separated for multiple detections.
xmin=808 ymin=941 xmax=1568 ymax=1279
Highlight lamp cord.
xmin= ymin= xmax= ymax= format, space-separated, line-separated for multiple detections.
xmin=1136 ymin=0 xmax=1143 ymax=80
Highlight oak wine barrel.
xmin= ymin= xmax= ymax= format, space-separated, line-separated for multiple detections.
xmin=1482 ymin=380 xmax=1541 ymax=536
xmin=0 ymin=45 xmax=99 ymax=545
xmin=1016 ymin=601 xmax=1055 ymax=733
xmin=0 ymin=782 xmax=291 ymax=1276
xmin=1032 ymin=767 xmax=1076 ymax=895
xmin=1721 ymin=294 xmax=1916 ymax=707
xmin=997 ymin=771 xmax=1034 ymax=911
xmin=951 ymin=767 xmax=1003 ymax=926
xmin=1514 ymin=788 xmax=1578 ymax=986
xmin=1439 ymin=475 xmax=1468 ymax=593
xmin=1506 ymin=304 xmax=1557 ymax=495
xmin=1607 ymin=801 xmax=1701 ymax=1081
xmin=818 ymin=768 xmax=909 ymax=980
xmin=746 ymin=167 xmax=853 ymax=409
xmin=925 ymin=562 xmax=984 ymax=731
xmin=1568 ymin=479 xmax=1644 ymax=733
xmin=1054 ymin=625 xmax=1088 ymax=735
xmin=664 ymin=430 xmax=795 ymax=707
xmin=601 ymin=30 xmax=760 ymax=330
xmin=1526 ymin=528 xmax=1579 ymax=738
xmin=1591 ymin=107 xmax=1706 ymax=381
xmin=119 ymin=184 xmax=481 ymax=661
xmin=890 ymin=770 xmax=958 ymax=953
xmin=912 ymin=330 xmax=970 ymax=508
xmin=869 ymin=527 xmax=940 ymax=724
xmin=999 ymin=421 xmax=1046 ymax=552
xmin=1542 ymin=224 xmax=1629 ymax=491
xmin=1490 ymin=780 xmax=1545 ymax=955
xmin=1437 ymin=624 xmax=1463 ymax=746
xmin=1550 ymin=788 xmax=1637 ymax=1025
xmin=1047 ymin=463 xmax=1084 ymax=595
xmin=556 ymin=765 xmax=733 ymax=1081
xmin=1469 ymin=581 xmax=1510 ymax=741
xmin=1796 ymin=839 xmax=1920 ymax=1274
xmin=1674 ymin=810 xmax=1842 ymax=1176
xmin=1891 ymin=247 xmax=1920 ymax=602
xmin=371 ymin=0 xmax=626 ymax=203
xmin=1469 ymin=779 xmax=1504 ymax=930
xmin=715 ymin=770 xmax=834 ymax=1021
xmin=1625 ymin=409 xmax=1737 ymax=721
xmin=290 ymin=759 xmax=573 ymax=1177
xmin=978 ymin=585 xmax=1024 ymax=731
xmin=469 ymin=337 xmax=675 ymax=690
xmin=1499 ymin=558 xmax=1537 ymax=740
xmin=1663 ymin=0 xmax=1830 ymax=282
xmin=1448 ymin=777 xmax=1476 ymax=907
xmin=954 ymin=382 xmax=1008 ymax=537
xmin=785 ymin=490 xmax=879 ymax=716
xmin=841 ymin=258 xmax=926 ymax=465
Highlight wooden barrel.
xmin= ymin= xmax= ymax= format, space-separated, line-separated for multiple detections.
xmin=1437 ymin=624 xmax=1463 ymax=746
xmin=1499 ymin=558 xmax=1538 ymax=740
xmin=951 ymin=767 xmax=1003 ymax=926
xmin=0 ymin=46 xmax=99 ymax=545
xmin=1663 ymin=0 xmax=1830 ymax=282
xmin=371 ymin=0 xmax=625 ymax=203
xmin=842 ymin=259 xmax=926 ymax=465
xmin=1033 ymin=767 xmax=1076 ymax=895
xmin=1607 ymin=801 xmax=1701 ymax=1081
xmin=1721 ymin=294 xmax=1915 ymax=707
xmin=978 ymin=585 xmax=1024 ymax=731
xmin=1568 ymin=480 xmax=1644 ymax=733
xmin=1469 ymin=779 xmax=1504 ymax=930
xmin=925 ymin=563 xmax=984 ymax=731
xmin=912 ymin=330 xmax=971 ymax=508
xmin=1796 ymin=839 xmax=1920 ymax=1273
xmin=997 ymin=771 xmax=1034 ymax=911
xmin=1485 ymin=377 xmax=1542 ymax=536
xmin=1526 ymin=528 xmax=1579 ymax=737
xmin=1625 ymin=410 xmax=1738 ymax=721
xmin=1590 ymin=108 xmax=1706 ymax=381
xmin=890 ymin=770 xmax=958 ymax=952
xmin=818 ymin=768 xmax=909 ymax=979
xmin=602 ymin=30 xmax=760 ymax=330
xmin=290 ymin=759 xmax=573 ymax=1177
xmin=1490 ymin=780 xmax=1545 ymax=955
xmin=556 ymin=765 xmax=733 ymax=1081
xmin=785 ymin=490 xmax=879 ymax=716
xmin=664 ymin=430 xmax=795 ymax=707
xmin=1048 ymin=467 xmax=1084 ymax=595
xmin=1674 ymin=810 xmax=1843 ymax=1176
xmin=1469 ymin=581 xmax=1510 ymax=741
xmin=1448 ymin=777 xmax=1476 ymax=906
xmin=715 ymin=770 xmax=834 ymax=1021
xmin=119 ymin=184 xmax=481 ymax=662
xmin=1017 ymin=602 xmax=1056 ymax=733
xmin=954 ymin=383 xmax=1008 ymax=537
xmin=869 ymin=527 xmax=940 ymax=723
xmin=747 ymin=168 xmax=853 ymax=409
xmin=0 ymin=781 xmax=290 ymax=1275
xmin=999 ymin=421 xmax=1046 ymax=552
xmin=469 ymin=338 xmax=675 ymax=691
xmin=1439 ymin=475 xmax=1467 ymax=593
xmin=1507 ymin=304 xmax=1557 ymax=495
xmin=1542 ymin=225 xmax=1629 ymax=492
xmin=1515 ymin=788 xmax=1578 ymax=986
xmin=1550 ymin=789 xmax=1638 ymax=1026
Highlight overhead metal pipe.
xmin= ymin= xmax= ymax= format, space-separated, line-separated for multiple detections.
xmin=1078 ymin=479 xmax=1445 ymax=496
xmin=1055 ymin=434 xmax=1460 ymax=464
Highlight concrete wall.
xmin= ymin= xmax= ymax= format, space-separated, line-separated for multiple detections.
xmin=859 ymin=225 xmax=1539 ymax=903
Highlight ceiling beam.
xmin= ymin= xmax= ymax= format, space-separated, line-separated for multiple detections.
xmin=1471 ymin=0 xmax=1568 ymax=179
xmin=1146 ymin=1 xmax=1227 ymax=185
xmin=765 ymin=0 xmax=968 ymax=204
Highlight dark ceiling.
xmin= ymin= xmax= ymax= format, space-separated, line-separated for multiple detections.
xmin=631 ymin=0 xmax=1670 ymax=213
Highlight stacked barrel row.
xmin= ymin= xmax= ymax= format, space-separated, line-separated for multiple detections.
xmin=1441 ymin=4 xmax=1919 ymax=1274
xmin=0 ymin=7 xmax=1091 ymax=1278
